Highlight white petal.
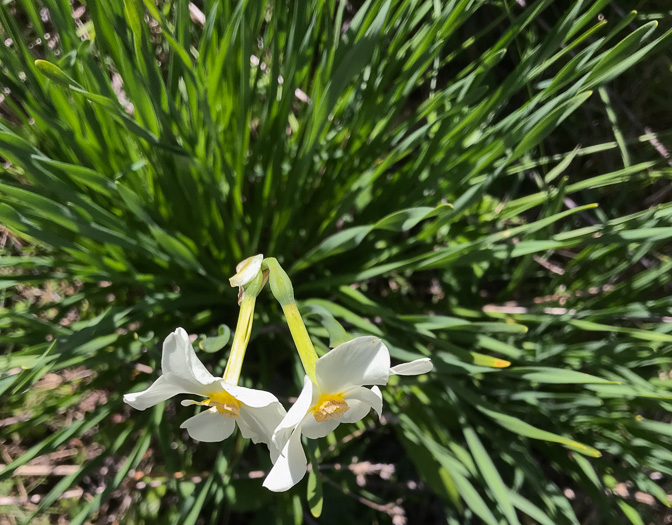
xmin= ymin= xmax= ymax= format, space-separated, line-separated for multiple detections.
xmin=390 ymin=358 xmax=433 ymax=376
xmin=315 ymin=336 xmax=391 ymax=393
xmin=271 ymin=376 xmax=314 ymax=452
xmin=345 ymin=385 xmax=383 ymax=418
xmin=221 ymin=382 xmax=282 ymax=408
xmin=301 ymin=417 xmax=341 ymax=439
xmin=337 ymin=399 xmax=371 ymax=424
xmin=161 ymin=328 xmax=217 ymax=388
xmin=229 ymin=254 xmax=264 ymax=287
xmin=262 ymin=426 xmax=307 ymax=492
xmin=180 ymin=408 xmax=236 ymax=442
xmin=123 ymin=375 xmax=186 ymax=410
xmin=238 ymin=402 xmax=287 ymax=460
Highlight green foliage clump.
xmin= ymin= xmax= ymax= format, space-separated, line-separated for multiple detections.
xmin=1 ymin=0 xmax=672 ymax=523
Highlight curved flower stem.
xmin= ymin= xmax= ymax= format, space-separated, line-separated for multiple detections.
xmin=282 ymin=302 xmax=318 ymax=383
xmin=223 ymin=270 xmax=265 ymax=385
xmin=263 ymin=257 xmax=318 ymax=383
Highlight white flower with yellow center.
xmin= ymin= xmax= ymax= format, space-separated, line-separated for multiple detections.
xmin=262 ymin=336 xmax=432 ymax=492
xmin=124 ymin=328 xmax=285 ymax=449
xmin=125 ymin=255 xmax=279 ymax=451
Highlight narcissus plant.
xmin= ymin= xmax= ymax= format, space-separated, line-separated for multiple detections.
xmin=124 ymin=259 xmax=285 ymax=454
xmin=261 ymin=258 xmax=432 ymax=491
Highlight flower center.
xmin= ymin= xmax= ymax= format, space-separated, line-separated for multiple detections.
xmin=205 ymin=391 xmax=240 ymax=418
xmin=312 ymin=393 xmax=349 ymax=423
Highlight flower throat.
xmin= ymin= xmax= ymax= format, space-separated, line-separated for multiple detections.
xmin=312 ymin=393 xmax=349 ymax=422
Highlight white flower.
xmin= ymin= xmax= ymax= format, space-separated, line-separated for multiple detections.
xmin=229 ymin=254 xmax=264 ymax=288
xmin=123 ymin=328 xmax=286 ymax=454
xmin=229 ymin=254 xmax=267 ymax=305
xmin=262 ymin=336 xmax=432 ymax=492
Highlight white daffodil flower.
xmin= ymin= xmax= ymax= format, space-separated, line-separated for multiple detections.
xmin=123 ymin=328 xmax=286 ymax=453
xmin=262 ymin=336 xmax=432 ymax=492
xmin=229 ymin=254 xmax=267 ymax=305
xmin=229 ymin=253 xmax=264 ymax=288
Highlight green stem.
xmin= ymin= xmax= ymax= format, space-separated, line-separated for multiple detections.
xmin=222 ymin=294 xmax=256 ymax=385
xmin=282 ymin=302 xmax=318 ymax=383
xmin=222 ymin=270 xmax=265 ymax=384
xmin=263 ymin=257 xmax=319 ymax=383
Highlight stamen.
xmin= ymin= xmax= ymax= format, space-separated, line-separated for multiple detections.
xmin=205 ymin=391 xmax=241 ymax=418
xmin=312 ymin=394 xmax=349 ymax=422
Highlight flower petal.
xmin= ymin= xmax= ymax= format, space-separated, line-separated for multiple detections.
xmin=315 ymin=336 xmax=391 ymax=393
xmin=180 ymin=408 xmax=236 ymax=442
xmin=337 ymin=399 xmax=370 ymax=424
xmin=301 ymin=416 xmax=341 ymax=439
xmin=238 ymin=402 xmax=287 ymax=460
xmin=229 ymin=254 xmax=264 ymax=287
xmin=221 ymin=382 xmax=282 ymax=408
xmin=262 ymin=425 xmax=307 ymax=492
xmin=271 ymin=376 xmax=314 ymax=452
xmin=123 ymin=374 xmax=186 ymax=410
xmin=345 ymin=385 xmax=383 ymax=418
xmin=161 ymin=328 xmax=217 ymax=389
xmin=390 ymin=358 xmax=433 ymax=376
